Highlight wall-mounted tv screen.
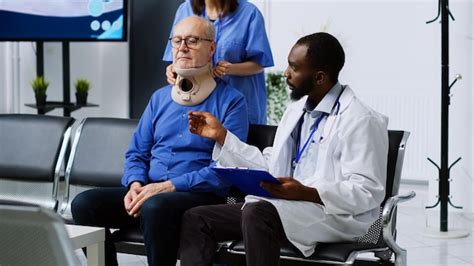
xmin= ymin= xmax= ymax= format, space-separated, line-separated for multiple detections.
xmin=0 ymin=0 xmax=128 ymax=41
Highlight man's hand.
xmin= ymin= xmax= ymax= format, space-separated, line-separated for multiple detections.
xmin=260 ymin=177 xmax=323 ymax=204
xmin=213 ymin=60 xmax=231 ymax=77
xmin=188 ymin=111 xmax=227 ymax=145
xmin=124 ymin=181 xmax=142 ymax=215
xmin=127 ymin=181 xmax=176 ymax=217
xmin=166 ymin=64 xmax=177 ymax=85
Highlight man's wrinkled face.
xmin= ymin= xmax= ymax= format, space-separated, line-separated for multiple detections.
xmin=172 ymin=18 xmax=215 ymax=69
xmin=284 ymin=44 xmax=315 ymax=101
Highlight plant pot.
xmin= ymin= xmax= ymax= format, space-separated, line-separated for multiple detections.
xmin=76 ymin=92 xmax=88 ymax=105
xmin=35 ymin=94 xmax=47 ymax=106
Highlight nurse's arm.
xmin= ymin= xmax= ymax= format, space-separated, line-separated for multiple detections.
xmin=165 ymin=64 xmax=177 ymax=85
xmin=261 ymin=177 xmax=324 ymax=204
xmin=214 ymin=60 xmax=263 ymax=77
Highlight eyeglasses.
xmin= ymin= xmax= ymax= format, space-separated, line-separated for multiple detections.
xmin=169 ymin=36 xmax=213 ymax=49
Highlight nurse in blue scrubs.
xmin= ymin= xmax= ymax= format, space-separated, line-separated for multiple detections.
xmin=163 ymin=0 xmax=274 ymax=125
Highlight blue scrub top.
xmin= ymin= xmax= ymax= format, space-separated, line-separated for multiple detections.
xmin=163 ymin=0 xmax=274 ymax=125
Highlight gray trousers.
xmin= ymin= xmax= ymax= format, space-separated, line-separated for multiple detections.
xmin=180 ymin=200 xmax=289 ymax=266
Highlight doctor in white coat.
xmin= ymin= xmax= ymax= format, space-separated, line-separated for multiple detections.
xmin=179 ymin=32 xmax=389 ymax=266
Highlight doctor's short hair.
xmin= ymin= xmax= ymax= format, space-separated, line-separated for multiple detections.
xmin=296 ymin=32 xmax=345 ymax=83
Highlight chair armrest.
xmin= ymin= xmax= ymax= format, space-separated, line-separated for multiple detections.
xmin=382 ymin=191 xmax=416 ymax=228
xmin=382 ymin=191 xmax=416 ymax=266
xmin=217 ymin=241 xmax=235 ymax=251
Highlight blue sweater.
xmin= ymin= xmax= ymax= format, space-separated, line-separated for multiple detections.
xmin=121 ymin=80 xmax=248 ymax=196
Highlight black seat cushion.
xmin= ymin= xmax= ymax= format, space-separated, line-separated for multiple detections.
xmin=247 ymin=124 xmax=277 ymax=151
xmin=230 ymin=240 xmax=382 ymax=262
xmin=112 ymin=227 xmax=147 ymax=256
xmin=111 ymin=226 xmax=144 ymax=243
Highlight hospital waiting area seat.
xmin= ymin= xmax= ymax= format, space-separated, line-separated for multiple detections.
xmin=59 ymin=117 xmax=138 ymax=222
xmin=213 ymin=130 xmax=413 ymax=266
xmin=0 ymin=200 xmax=79 ymax=265
xmin=0 ymin=114 xmax=74 ymax=210
xmin=0 ymin=114 xmax=414 ymax=265
xmin=112 ymin=123 xmax=280 ymax=255
xmin=112 ymin=126 xmax=414 ymax=265
xmin=57 ymin=117 xmax=147 ymax=254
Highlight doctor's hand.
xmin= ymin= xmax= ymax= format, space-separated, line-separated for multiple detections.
xmin=261 ymin=177 xmax=323 ymax=204
xmin=127 ymin=181 xmax=176 ymax=217
xmin=166 ymin=64 xmax=177 ymax=85
xmin=213 ymin=60 xmax=231 ymax=78
xmin=188 ymin=111 xmax=227 ymax=145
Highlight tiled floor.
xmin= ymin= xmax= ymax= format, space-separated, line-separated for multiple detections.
xmin=76 ymin=252 xmax=149 ymax=266
xmin=395 ymin=184 xmax=474 ymax=266
xmin=76 ymin=183 xmax=474 ymax=265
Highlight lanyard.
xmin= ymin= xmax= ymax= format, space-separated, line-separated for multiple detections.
xmin=292 ymin=112 xmax=326 ymax=168
xmin=292 ymin=87 xmax=345 ymax=168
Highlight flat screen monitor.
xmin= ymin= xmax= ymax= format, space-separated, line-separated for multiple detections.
xmin=0 ymin=0 xmax=128 ymax=41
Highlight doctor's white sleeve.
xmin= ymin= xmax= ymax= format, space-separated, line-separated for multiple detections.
xmin=212 ymin=131 xmax=271 ymax=170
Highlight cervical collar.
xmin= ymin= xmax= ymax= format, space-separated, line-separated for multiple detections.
xmin=171 ymin=63 xmax=216 ymax=106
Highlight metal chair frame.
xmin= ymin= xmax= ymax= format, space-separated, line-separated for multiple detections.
xmin=222 ymin=131 xmax=414 ymax=266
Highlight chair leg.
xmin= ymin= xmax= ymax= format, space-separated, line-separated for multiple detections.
xmin=374 ymin=250 xmax=393 ymax=262
xmin=394 ymin=248 xmax=407 ymax=266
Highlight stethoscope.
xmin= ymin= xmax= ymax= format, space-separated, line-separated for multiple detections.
xmin=292 ymin=86 xmax=345 ymax=169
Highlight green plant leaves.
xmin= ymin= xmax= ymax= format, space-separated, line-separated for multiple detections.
xmin=31 ymin=76 xmax=49 ymax=96
xmin=75 ymin=79 xmax=91 ymax=93
xmin=266 ymin=71 xmax=289 ymax=125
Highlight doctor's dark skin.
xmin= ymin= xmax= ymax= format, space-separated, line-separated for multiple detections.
xmin=188 ymin=43 xmax=335 ymax=204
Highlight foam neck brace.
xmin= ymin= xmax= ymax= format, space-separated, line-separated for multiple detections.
xmin=172 ymin=63 xmax=216 ymax=106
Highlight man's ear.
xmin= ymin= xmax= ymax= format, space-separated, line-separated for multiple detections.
xmin=209 ymin=41 xmax=216 ymax=61
xmin=314 ymin=71 xmax=326 ymax=85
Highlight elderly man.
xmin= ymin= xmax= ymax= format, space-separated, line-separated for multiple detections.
xmin=71 ymin=16 xmax=248 ymax=266
xmin=181 ymin=32 xmax=388 ymax=266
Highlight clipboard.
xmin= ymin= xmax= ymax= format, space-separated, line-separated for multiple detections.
xmin=212 ymin=167 xmax=280 ymax=198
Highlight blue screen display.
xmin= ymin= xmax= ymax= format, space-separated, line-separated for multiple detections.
xmin=0 ymin=0 xmax=127 ymax=41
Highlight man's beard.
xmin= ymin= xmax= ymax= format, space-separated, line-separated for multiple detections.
xmin=289 ymin=77 xmax=314 ymax=101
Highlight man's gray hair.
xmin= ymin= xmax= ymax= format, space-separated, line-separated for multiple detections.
xmin=173 ymin=16 xmax=216 ymax=40
xmin=199 ymin=16 xmax=216 ymax=40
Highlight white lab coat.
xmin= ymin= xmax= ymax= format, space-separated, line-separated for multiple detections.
xmin=213 ymin=86 xmax=388 ymax=256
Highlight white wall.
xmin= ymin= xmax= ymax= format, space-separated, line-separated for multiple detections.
xmin=471 ymin=0 xmax=474 ymax=218
xmin=1 ymin=0 xmax=473 ymax=213
xmin=252 ymin=0 xmax=473 ymax=212
xmin=0 ymin=44 xmax=8 ymax=113
xmin=0 ymin=41 xmax=129 ymax=122
xmin=0 ymin=43 xmax=17 ymax=114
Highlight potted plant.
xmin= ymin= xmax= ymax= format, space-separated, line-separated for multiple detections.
xmin=31 ymin=76 xmax=49 ymax=106
xmin=266 ymin=72 xmax=289 ymax=125
xmin=75 ymin=78 xmax=91 ymax=105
